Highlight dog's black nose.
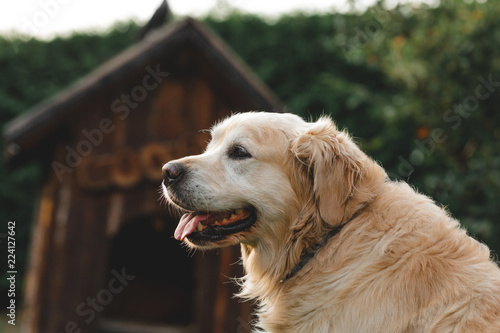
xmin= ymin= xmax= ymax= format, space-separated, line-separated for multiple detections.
xmin=162 ymin=162 xmax=184 ymax=186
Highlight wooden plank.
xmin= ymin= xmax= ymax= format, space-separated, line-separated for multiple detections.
xmin=213 ymin=247 xmax=233 ymax=333
xmin=109 ymin=105 xmax=126 ymax=148
xmin=20 ymin=162 xmax=59 ymax=333
xmin=83 ymin=192 xmax=114 ymax=333
xmin=106 ymin=193 xmax=125 ymax=237
xmin=149 ymin=80 xmax=187 ymax=141
xmin=31 ymin=142 xmax=78 ymax=332
xmin=185 ymin=78 xmax=215 ymax=131
xmin=194 ymin=252 xmax=218 ymax=333
xmin=45 ymin=170 xmax=77 ymax=331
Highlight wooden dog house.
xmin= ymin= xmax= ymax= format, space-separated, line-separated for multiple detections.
xmin=3 ymin=18 xmax=281 ymax=333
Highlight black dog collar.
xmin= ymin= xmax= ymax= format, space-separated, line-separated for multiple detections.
xmin=280 ymin=208 xmax=365 ymax=283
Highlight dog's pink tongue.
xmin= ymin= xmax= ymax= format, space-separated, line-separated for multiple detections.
xmin=174 ymin=213 xmax=207 ymax=241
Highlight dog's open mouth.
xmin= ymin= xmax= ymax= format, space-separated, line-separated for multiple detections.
xmin=174 ymin=207 xmax=257 ymax=242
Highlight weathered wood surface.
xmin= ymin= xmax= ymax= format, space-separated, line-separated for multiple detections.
xmin=23 ymin=75 xmax=255 ymax=333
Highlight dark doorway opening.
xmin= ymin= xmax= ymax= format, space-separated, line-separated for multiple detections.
xmin=101 ymin=215 xmax=195 ymax=330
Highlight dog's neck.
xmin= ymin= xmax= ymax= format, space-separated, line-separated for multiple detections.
xmin=238 ymin=161 xmax=387 ymax=303
xmin=280 ymin=206 xmax=367 ymax=283
xmin=238 ymin=211 xmax=345 ymax=301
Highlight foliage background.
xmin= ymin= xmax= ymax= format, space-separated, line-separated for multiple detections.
xmin=1 ymin=0 xmax=499 ymax=304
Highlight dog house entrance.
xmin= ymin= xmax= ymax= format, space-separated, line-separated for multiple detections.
xmin=99 ymin=215 xmax=195 ymax=332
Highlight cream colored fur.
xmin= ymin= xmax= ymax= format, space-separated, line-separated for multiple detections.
xmin=163 ymin=112 xmax=500 ymax=333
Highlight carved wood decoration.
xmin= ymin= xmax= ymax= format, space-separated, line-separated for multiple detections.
xmin=75 ymin=138 xmax=205 ymax=191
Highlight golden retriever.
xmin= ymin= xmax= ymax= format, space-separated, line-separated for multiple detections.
xmin=162 ymin=112 xmax=500 ymax=333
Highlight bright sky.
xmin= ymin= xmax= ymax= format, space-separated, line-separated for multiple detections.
xmin=1 ymin=0 xmax=437 ymax=40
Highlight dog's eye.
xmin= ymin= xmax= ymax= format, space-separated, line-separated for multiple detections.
xmin=228 ymin=145 xmax=252 ymax=159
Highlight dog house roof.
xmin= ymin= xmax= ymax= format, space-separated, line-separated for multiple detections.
xmin=3 ymin=18 xmax=281 ymax=161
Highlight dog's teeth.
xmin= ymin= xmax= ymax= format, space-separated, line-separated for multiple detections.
xmin=214 ymin=221 xmax=220 ymax=225
xmin=222 ymin=218 xmax=228 ymax=224
xmin=236 ymin=209 xmax=244 ymax=215
xmin=230 ymin=214 xmax=237 ymax=220
xmin=197 ymin=223 xmax=204 ymax=231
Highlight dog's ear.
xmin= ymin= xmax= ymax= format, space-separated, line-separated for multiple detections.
xmin=291 ymin=117 xmax=365 ymax=226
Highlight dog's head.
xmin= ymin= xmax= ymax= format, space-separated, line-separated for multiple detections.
xmin=162 ymin=112 xmax=384 ymax=249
